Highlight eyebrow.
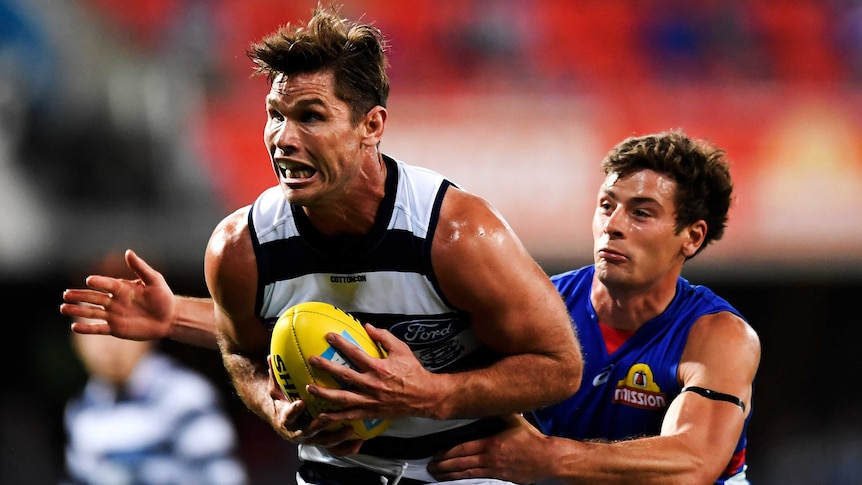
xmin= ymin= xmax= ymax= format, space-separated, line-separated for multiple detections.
xmin=629 ymin=196 xmax=662 ymax=206
xmin=602 ymin=188 xmax=661 ymax=206
xmin=266 ymin=95 xmax=327 ymax=110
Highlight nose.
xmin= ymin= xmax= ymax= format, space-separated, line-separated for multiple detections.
xmin=271 ymin=121 xmax=299 ymax=156
xmin=603 ymin=207 xmax=625 ymax=237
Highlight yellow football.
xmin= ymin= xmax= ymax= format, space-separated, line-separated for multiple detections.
xmin=270 ymin=301 xmax=390 ymax=440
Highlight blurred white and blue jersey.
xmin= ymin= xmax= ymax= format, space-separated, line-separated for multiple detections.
xmin=63 ymin=353 xmax=247 ymax=485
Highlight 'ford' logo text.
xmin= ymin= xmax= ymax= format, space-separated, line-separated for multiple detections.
xmin=390 ymin=318 xmax=463 ymax=347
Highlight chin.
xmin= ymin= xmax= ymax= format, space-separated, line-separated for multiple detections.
xmin=595 ymin=263 xmax=628 ymax=287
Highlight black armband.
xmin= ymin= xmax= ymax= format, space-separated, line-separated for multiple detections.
xmin=681 ymin=386 xmax=745 ymax=412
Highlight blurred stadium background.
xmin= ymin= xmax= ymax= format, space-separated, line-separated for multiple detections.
xmin=2 ymin=0 xmax=861 ymax=483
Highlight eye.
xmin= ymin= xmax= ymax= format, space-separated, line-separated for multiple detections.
xmin=632 ymin=208 xmax=653 ymax=218
xmin=300 ymin=110 xmax=324 ymax=123
xmin=268 ymin=109 xmax=284 ymax=123
xmin=598 ymin=199 xmax=613 ymax=212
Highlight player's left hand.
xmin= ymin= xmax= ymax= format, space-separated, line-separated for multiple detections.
xmin=307 ymin=324 xmax=440 ymax=423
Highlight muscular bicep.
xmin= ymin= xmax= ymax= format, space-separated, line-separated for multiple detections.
xmin=432 ymin=189 xmax=578 ymax=357
xmin=660 ymin=312 xmax=761 ymax=476
xmin=204 ymin=207 xmax=271 ymax=353
xmin=677 ymin=312 xmax=761 ymax=416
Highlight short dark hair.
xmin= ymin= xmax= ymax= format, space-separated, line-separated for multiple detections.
xmin=247 ymin=3 xmax=390 ymax=124
xmin=601 ymin=130 xmax=734 ymax=258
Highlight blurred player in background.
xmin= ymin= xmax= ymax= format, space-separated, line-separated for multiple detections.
xmin=429 ymin=131 xmax=761 ymax=484
xmin=60 ymin=4 xmax=582 ymax=484
xmin=63 ymin=325 xmax=247 ymax=485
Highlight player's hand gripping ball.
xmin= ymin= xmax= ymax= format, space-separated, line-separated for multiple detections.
xmin=270 ymin=301 xmax=390 ymax=440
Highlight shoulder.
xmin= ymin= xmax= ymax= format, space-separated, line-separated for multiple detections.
xmin=394 ymin=158 xmax=445 ymax=179
xmin=207 ymin=206 xmax=253 ymax=257
xmin=435 ymin=187 xmax=512 ymax=244
xmin=431 ymin=187 xmax=564 ymax=316
xmin=432 ymin=187 xmax=528 ymax=277
xmin=675 ymin=283 xmax=758 ymax=364
xmin=205 ymin=206 xmax=257 ymax=314
xmin=688 ymin=310 xmax=759 ymax=352
xmin=681 ymin=309 xmax=761 ymax=389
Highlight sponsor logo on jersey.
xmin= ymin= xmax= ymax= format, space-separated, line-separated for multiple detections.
xmin=390 ymin=318 xmax=463 ymax=347
xmin=330 ymin=274 xmax=368 ymax=283
xmin=390 ymin=317 xmax=473 ymax=371
xmin=612 ymin=363 xmax=667 ymax=410
xmin=593 ymin=364 xmax=615 ymax=386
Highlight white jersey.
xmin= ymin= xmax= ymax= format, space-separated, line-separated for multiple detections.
xmin=249 ymin=155 xmax=506 ymax=482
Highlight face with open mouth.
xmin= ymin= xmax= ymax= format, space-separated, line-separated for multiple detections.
xmin=275 ymin=159 xmax=318 ymax=184
xmin=263 ymin=71 xmax=363 ymax=207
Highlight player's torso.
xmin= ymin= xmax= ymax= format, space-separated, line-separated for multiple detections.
xmin=249 ymin=156 xmax=497 ymax=446
xmin=538 ymin=266 xmax=739 ymax=441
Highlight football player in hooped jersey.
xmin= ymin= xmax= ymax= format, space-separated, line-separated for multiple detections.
xmin=59 ymin=5 xmax=582 ymax=485
xmin=429 ymin=131 xmax=761 ymax=484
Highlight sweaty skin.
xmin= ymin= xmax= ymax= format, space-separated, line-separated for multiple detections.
xmin=428 ymin=168 xmax=759 ymax=484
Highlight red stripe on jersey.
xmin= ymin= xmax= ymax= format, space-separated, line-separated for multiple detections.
xmin=599 ymin=322 xmax=636 ymax=354
xmin=723 ymin=447 xmax=746 ymax=475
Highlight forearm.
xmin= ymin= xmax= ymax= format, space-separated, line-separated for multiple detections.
xmin=437 ymin=350 xmax=581 ymax=419
xmin=550 ymin=436 xmax=715 ymax=485
xmin=168 ymin=296 xmax=220 ymax=349
xmin=221 ymin=348 xmax=275 ymax=422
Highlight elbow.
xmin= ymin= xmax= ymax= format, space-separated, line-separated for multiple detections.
xmin=549 ymin=348 xmax=584 ymax=403
xmin=564 ymin=349 xmax=584 ymax=395
xmin=678 ymin=468 xmax=724 ymax=485
xmin=671 ymin=449 xmax=728 ymax=485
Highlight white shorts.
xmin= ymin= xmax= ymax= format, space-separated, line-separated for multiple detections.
xmin=296 ymin=474 xmax=515 ymax=485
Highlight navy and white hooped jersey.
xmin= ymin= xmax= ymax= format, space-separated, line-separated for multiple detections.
xmin=63 ymin=354 xmax=247 ymax=485
xmin=249 ymin=155 xmax=503 ymax=475
xmin=533 ymin=265 xmax=752 ymax=484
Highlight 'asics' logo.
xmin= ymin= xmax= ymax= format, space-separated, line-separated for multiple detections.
xmin=593 ymin=365 xmax=615 ymax=386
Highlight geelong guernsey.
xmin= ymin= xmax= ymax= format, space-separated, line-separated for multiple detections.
xmin=248 ymin=155 xmax=502 ymax=478
xmin=533 ymin=265 xmax=752 ymax=484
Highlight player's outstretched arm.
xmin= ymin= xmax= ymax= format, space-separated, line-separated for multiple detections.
xmin=60 ymin=249 xmax=220 ymax=349
xmin=430 ymin=312 xmax=760 ymax=484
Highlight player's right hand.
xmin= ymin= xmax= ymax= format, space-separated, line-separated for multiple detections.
xmin=267 ymin=355 xmax=362 ymax=454
xmin=60 ymin=249 xmax=176 ymax=341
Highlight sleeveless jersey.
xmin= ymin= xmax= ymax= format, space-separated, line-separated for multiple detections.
xmin=533 ymin=265 xmax=752 ymax=484
xmin=249 ymin=155 xmax=502 ymax=477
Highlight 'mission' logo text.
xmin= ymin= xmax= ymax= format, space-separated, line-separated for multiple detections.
xmin=612 ymin=363 xmax=667 ymax=410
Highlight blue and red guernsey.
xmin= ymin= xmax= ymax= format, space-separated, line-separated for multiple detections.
xmin=533 ymin=265 xmax=751 ymax=484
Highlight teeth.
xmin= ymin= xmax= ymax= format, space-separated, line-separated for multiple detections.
xmin=289 ymin=168 xmax=315 ymax=178
xmin=277 ymin=161 xmax=316 ymax=179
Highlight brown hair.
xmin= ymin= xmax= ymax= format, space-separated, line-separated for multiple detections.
xmin=601 ymin=130 xmax=734 ymax=258
xmin=247 ymin=3 xmax=390 ymax=124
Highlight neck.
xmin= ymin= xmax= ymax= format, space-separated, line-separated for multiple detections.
xmin=306 ymin=153 xmax=388 ymax=235
xmin=590 ymin=275 xmax=678 ymax=332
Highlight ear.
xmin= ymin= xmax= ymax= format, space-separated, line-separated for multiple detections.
xmin=361 ymin=105 xmax=387 ymax=147
xmin=681 ymin=220 xmax=707 ymax=258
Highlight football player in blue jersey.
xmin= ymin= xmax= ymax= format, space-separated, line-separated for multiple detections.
xmin=428 ymin=131 xmax=761 ymax=484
